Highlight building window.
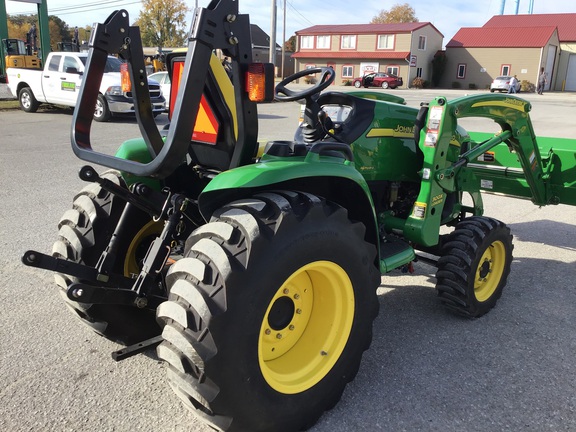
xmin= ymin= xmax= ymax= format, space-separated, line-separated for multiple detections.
xmin=387 ymin=65 xmax=399 ymax=75
xmin=418 ymin=35 xmax=427 ymax=50
xmin=457 ymin=63 xmax=466 ymax=79
xmin=342 ymin=65 xmax=353 ymax=78
xmin=416 ymin=67 xmax=423 ymax=78
xmin=378 ymin=34 xmax=394 ymax=49
xmin=341 ymin=35 xmax=356 ymax=49
xmin=501 ymin=64 xmax=511 ymax=76
xmin=316 ymin=35 xmax=330 ymax=49
xmin=300 ymin=36 xmax=314 ymax=49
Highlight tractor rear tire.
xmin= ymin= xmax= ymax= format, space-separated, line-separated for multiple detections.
xmin=52 ymin=170 xmax=163 ymax=345
xmin=436 ymin=216 xmax=513 ymax=317
xmin=156 ymin=191 xmax=380 ymax=432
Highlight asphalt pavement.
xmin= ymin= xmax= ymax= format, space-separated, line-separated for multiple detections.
xmin=1 ymin=88 xmax=575 ymax=432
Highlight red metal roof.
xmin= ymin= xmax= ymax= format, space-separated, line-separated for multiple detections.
xmin=446 ymin=26 xmax=557 ymax=48
xmin=296 ymin=23 xmax=443 ymax=37
xmin=292 ymin=51 xmax=410 ymax=60
xmin=484 ymin=14 xmax=576 ymax=42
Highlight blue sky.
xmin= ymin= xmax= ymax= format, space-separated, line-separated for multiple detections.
xmin=6 ymin=0 xmax=576 ymax=46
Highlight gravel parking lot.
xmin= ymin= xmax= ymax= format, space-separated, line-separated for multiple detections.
xmin=1 ymin=87 xmax=575 ymax=431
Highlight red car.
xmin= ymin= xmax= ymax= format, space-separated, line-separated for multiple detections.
xmin=352 ymin=72 xmax=403 ymax=89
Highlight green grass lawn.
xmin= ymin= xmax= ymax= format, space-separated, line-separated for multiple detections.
xmin=0 ymin=100 xmax=19 ymax=110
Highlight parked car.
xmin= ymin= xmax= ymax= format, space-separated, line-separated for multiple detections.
xmin=352 ymin=72 xmax=403 ymax=89
xmin=149 ymin=71 xmax=170 ymax=109
xmin=490 ymin=76 xmax=521 ymax=93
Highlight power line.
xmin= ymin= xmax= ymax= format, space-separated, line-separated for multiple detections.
xmin=57 ymin=2 xmax=142 ymax=16
xmin=9 ymin=0 xmax=141 ymax=16
xmin=48 ymin=0 xmax=134 ymax=13
xmin=286 ymin=0 xmax=314 ymax=27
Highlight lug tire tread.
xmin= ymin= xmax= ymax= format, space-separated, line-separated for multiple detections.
xmin=52 ymin=170 xmax=161 ymax=344
xmin=436 ymin=216 xmax=513 ymax=317
xmin=157 ymin=191 xmax=380 ymax=431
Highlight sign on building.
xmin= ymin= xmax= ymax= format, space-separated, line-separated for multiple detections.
xmin=360 ymin=62 xmax=379 ymax=76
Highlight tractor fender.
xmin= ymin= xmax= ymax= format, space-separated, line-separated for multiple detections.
xmin=114 ymin=138 xmax=162 ymax=190
xmin=199 ymin=158 xmax=380 ymax=256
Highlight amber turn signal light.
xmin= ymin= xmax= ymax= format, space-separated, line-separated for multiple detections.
xmin=246 ymin=63 xmax=275 ymax=102
xmin=120 ymin=63 xmax=132 ymax=93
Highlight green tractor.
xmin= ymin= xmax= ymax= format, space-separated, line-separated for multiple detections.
xmin=22 ymin=1 xmax=576 ymax=431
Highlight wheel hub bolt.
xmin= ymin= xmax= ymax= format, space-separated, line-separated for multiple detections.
xmin=134 ymin=297 xmax=148 ymax=308
xmin=296 ymin=308 xmax=302 ymax=314
xmin=289 ymin=325 xmax=295 ymax=331
xmin=294 ymin=294 xmax=300 ymax=300
xmin=276 ymin=333 xmax=282 ymax=339
xmin=265 ymin=329 xmax=271 ymax=335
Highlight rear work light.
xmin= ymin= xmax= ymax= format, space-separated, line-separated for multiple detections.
xmin=120 ymin=63 xmax=131 ymax=93
xmin=246 ymin=63 xmax=275 ymax=102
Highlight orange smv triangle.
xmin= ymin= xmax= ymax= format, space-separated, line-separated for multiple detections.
xmin=192 ymin=95 xmax=219 ymax=145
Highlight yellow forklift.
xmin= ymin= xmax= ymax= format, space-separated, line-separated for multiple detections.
xmin=0 ymin=0 xmax=50 ymax=82
xmin=2 ymin=37 xmax=41 ymax=71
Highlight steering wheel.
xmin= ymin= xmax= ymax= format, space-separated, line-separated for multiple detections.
xmin=275 ymin=67 xmax=336 ymax=102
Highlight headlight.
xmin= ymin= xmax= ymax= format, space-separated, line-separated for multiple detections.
xmin=106 ymin=86 xmax=123 ymax=96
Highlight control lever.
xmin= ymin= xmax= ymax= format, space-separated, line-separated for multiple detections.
xmin=317 ymin=110 xmax=345 ymax=143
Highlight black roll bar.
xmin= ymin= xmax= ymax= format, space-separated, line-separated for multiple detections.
xmin=71 ymin=0 xmax=249 ymax=179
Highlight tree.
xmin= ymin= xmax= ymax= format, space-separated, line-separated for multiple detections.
xmin=285 ymin=35 xmax=296 ymax=52
xmin=7 ymin=14 xmax=35 ymax=40
xmin=7 ymin=14 xmax=71 ymax=51
xmin=48 ymin=15 xmax=71 ymax=46
xmin=431 ymin=51 xmax=447 ymax=88
xmin=135 ymin=0 xmax=190 ymax=48
xmin=371 ymin=3 xmax=418 ymax=24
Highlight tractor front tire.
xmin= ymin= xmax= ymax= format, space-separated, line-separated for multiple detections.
xmin=52 ymin=170 xmax=162 ymax=345
xmin=436 ymin=216 xmax=513 ymax=317
xmin=156 ymin=191 xmax=380 ymax=432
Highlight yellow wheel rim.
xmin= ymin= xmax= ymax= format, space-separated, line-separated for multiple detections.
xmin=474 ymin=240 xmax=506 ymax=302
xmin=258 ymin=261 xmax=355 ymax=394
xmin=123 ymin=220 xmax=163 ymax=277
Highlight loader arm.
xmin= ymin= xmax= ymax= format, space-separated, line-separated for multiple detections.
xmin=404 ymin=94 xmax=555 ymax=247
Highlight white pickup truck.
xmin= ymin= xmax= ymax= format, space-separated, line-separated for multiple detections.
xmin=7 ymin=51 xmax=165 ymax=121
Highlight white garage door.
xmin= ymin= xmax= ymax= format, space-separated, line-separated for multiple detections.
xmin=566 ymin=54 xmax=576 ymax=91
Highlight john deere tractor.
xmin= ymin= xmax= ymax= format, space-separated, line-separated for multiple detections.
xmin=22 ymin=1 xmax=576 ymax=431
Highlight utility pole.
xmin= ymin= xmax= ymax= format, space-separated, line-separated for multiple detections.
xmin=269 ymin=0 xmax=277 ymax=69
xmin=281 ymin=0 xmax=286 ymax=79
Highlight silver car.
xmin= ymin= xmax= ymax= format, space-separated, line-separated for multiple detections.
xmin=490 ymin=76 xmax=521 ymax=93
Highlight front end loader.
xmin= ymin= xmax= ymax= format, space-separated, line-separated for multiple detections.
xmin=21 ymin=1 xmax=576 ymax=431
